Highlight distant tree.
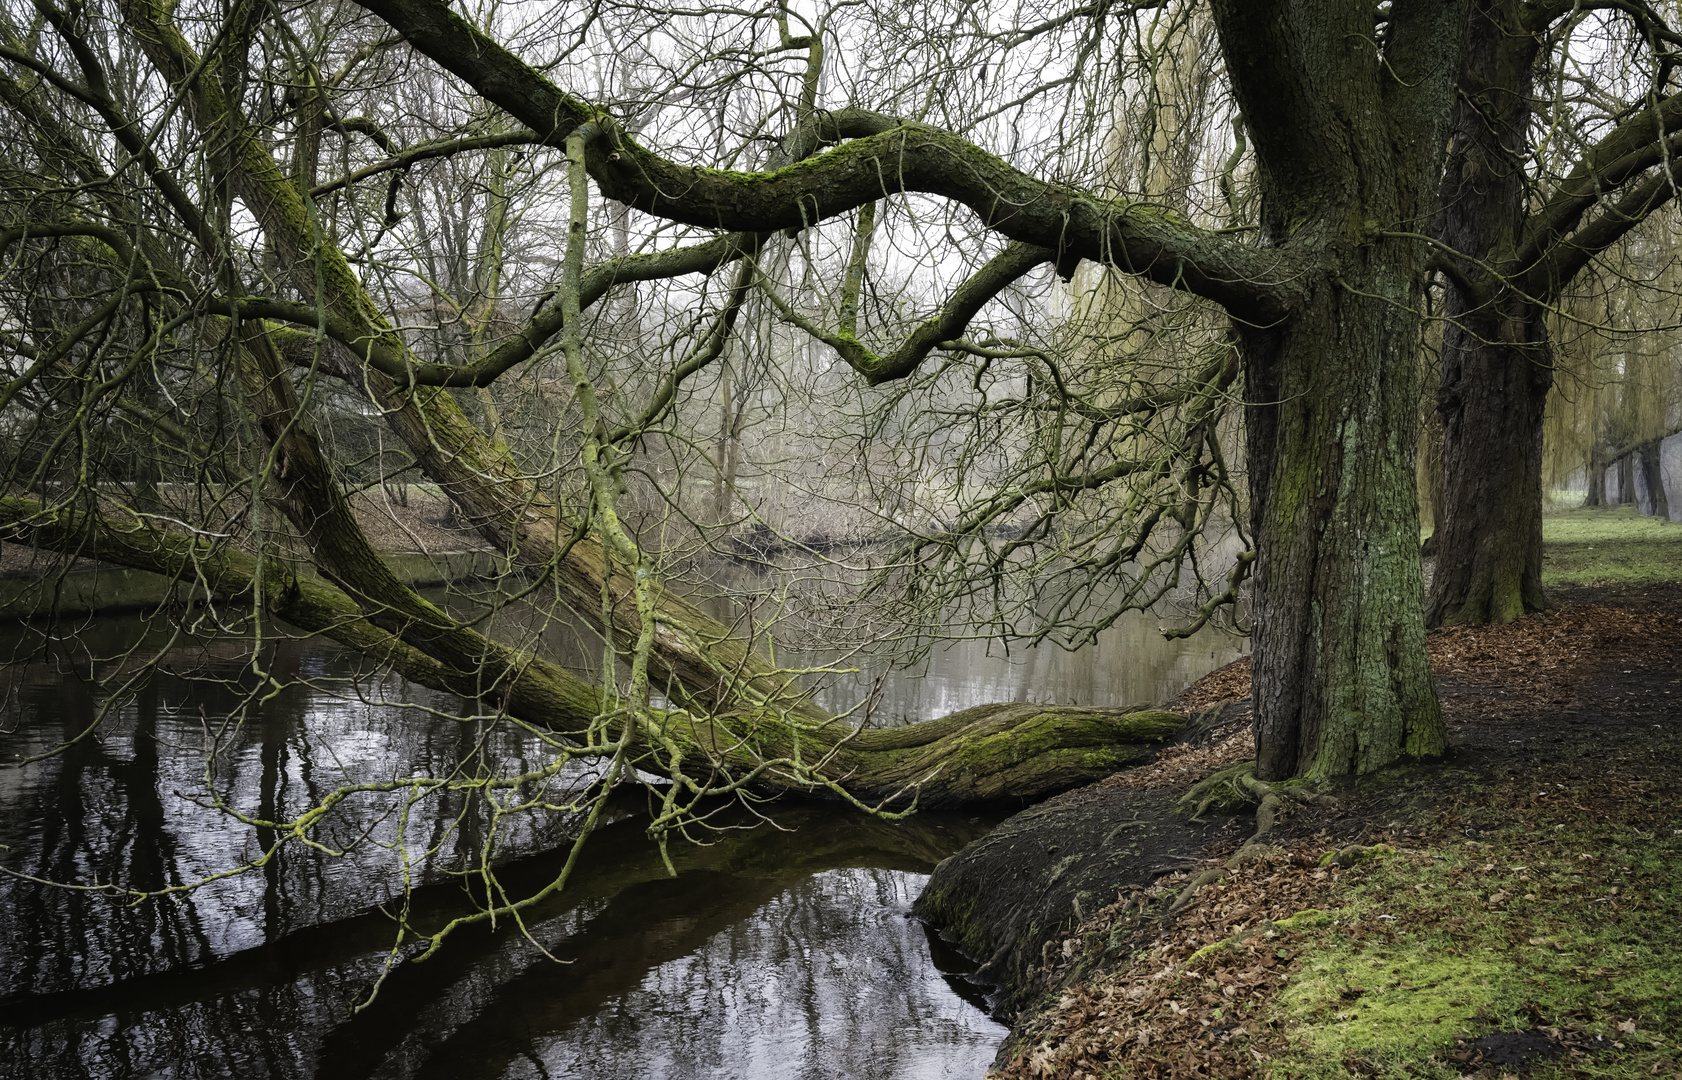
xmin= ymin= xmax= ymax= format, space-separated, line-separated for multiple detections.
xmin=1428 ymin=0 xmax=1682 ymax=626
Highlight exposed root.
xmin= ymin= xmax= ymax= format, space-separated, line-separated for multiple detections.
xmin=1168 ymin=761 xmax=1337 ymax=916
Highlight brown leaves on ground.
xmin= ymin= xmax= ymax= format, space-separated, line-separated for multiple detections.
xmin=996 ymin=845 xmax=1347 ymax=1080
xmin=1168 ymin=605 xmax=1680 ymax=720
xmin=344 ymin=488 xmax=489 ymax=553
xmin=1428 ymin=605 xmax=1679 ymax=684
xmin=1169 ymin=661 xmax=1253 ymax=714
xmin=1105 ymin=728 xmax=1256 ymax=792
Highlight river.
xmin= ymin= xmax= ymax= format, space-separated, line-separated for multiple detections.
xmin=0 ymin=595 xmax=1244 ymax=1079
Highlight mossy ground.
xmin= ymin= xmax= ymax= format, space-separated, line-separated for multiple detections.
xmin=1264 ymin=781 xmax=1682 ymax=1078
xmin=994 ymin=752 xmax=1682 ymax=1080
xmin=986 ymin=577 xmax=1682 ymax=1080
xmin=1540 ymin=506 xmax=1682 ymax=587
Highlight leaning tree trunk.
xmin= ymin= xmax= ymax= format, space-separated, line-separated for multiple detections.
xmin=1427 ymin=0 xmax=1554 ymax=627
xmin=119 ymin=0 xmax=822 ymax=727
xmin=87 ymin=0 xmax=1188 ymax=812
xmin=0 ymin=491 xmax=1188 ymax=811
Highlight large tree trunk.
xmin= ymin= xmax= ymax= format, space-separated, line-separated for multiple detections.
xmin=0 ymin=491 xmax=1188 ymax=809
xmin=1211 ymin=0 xmax=1460 ymax=780
xmin=1427 ymin=0 xmax=1554 ymax=627
xmin=1427 ymin=307 xmax=1553 ymax=625
xmin=1243 ymin=262 xmax=1445 ymax=780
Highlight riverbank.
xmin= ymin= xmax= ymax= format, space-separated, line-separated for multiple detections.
xmin=922 ymin=511 xmax=1681 ymax=1079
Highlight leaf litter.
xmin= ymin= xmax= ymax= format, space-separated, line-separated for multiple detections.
xmin=987 ymin=594 xmax=1682 ymax=1080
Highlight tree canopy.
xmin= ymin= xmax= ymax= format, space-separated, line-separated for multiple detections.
xmin=5 ymin=0 xmax=1682 ymax=959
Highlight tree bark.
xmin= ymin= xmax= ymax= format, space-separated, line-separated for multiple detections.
xmin=1427 ymin=304 xmax=1552 ymax=624
xmin=1242 ymin=263 xmax=1446 ymax=780
xmin=1583 ymin=453 xmax=1608 ymax=508
xmin=1212 ymin=0 xmax=1459 ymax=779
xmin=104 ymin=0 xmax=1472 ymax=788
xmin=1638 ymin=440 xmax=1669 ymax=519
xmin=1427 ymin=0 xmax=1554 ymax=627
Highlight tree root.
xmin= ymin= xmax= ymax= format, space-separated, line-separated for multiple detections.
xmin=1166 ymin=761 xmax=1337 ymax=917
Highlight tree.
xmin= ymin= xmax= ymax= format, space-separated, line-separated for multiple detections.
xmin=2 ymin=0 xmax=1449 ymax=801
xmin=1428 ymin=0 xmax=1682 ymax=625
xmin=13 ymin=0 xmax=1682 ymax=962
xmin=316 ymin=0 xmax=1468 ymax=782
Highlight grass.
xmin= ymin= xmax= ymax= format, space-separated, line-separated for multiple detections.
xmin=1261 ymin=778 xmax=1682 ymax=1079
xmin=1541 ymin=506 xmax=1682 ymax=587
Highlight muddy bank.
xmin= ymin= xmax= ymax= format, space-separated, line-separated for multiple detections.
xmin=914 ymin=785 xmax=1243 ymax=1018
xmin=913 ymin=703 xmax=1253 ymax=1018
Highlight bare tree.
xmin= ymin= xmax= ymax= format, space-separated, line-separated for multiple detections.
xmin=12 ymin=0 xmax=1682 ymax=975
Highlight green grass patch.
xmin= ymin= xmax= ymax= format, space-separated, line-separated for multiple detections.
xmin=1541 ymin=506 xmax=1682 ymax=586
xmin=1263 ymin=811 xmax=1682 ymax=1078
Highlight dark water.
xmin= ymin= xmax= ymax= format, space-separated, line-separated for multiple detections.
xmin=0 ymin=605 xmax=1240 ymax=1078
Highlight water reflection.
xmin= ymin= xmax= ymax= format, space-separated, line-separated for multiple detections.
xmin=0 ymin=618 xmax=1013 ymax=1079
xmin=504 ymin=870 xmax=1001 ymax=1080
xmin=0 ymin=583 xmax=1243 ymax=1078
xmin=450 ymin=568 xmax=1249 ymax=725
xmin=805 ymin=619 xmax=1246 ymax=723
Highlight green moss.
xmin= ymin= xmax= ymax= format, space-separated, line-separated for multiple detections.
xmin=1272 ymin=908 xmax=1332 ymax=931
xmin=1318 ymin=844 xmax=1395 ymax=868
xmin=1541 ymin=506 xmax=1682 ymax=586
xmin=1279 ymin=950 xmax=1508 ymax=1062
xmin=920 ymin=888 xmax=985 ymax=955
xmin=1110 ymin=710 xmax=1188 ymax=738
xmin=951 ymin=709 xmax=1183 ymax=771
xmin=1178 ymin=760 xmax=1256 ymax=815
xmin=1186 ymin=931 xmax=1236 ymax=966
xmin=1263 ymin=816 xmax=1682 ymax=1079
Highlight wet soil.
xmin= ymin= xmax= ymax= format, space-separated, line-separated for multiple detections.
xmin=912 ymin=784 xmax=1247 ymax=1017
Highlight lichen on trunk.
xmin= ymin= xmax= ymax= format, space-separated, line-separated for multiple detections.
xmin=1242 ymin=263 xmax=1446 ymax=780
